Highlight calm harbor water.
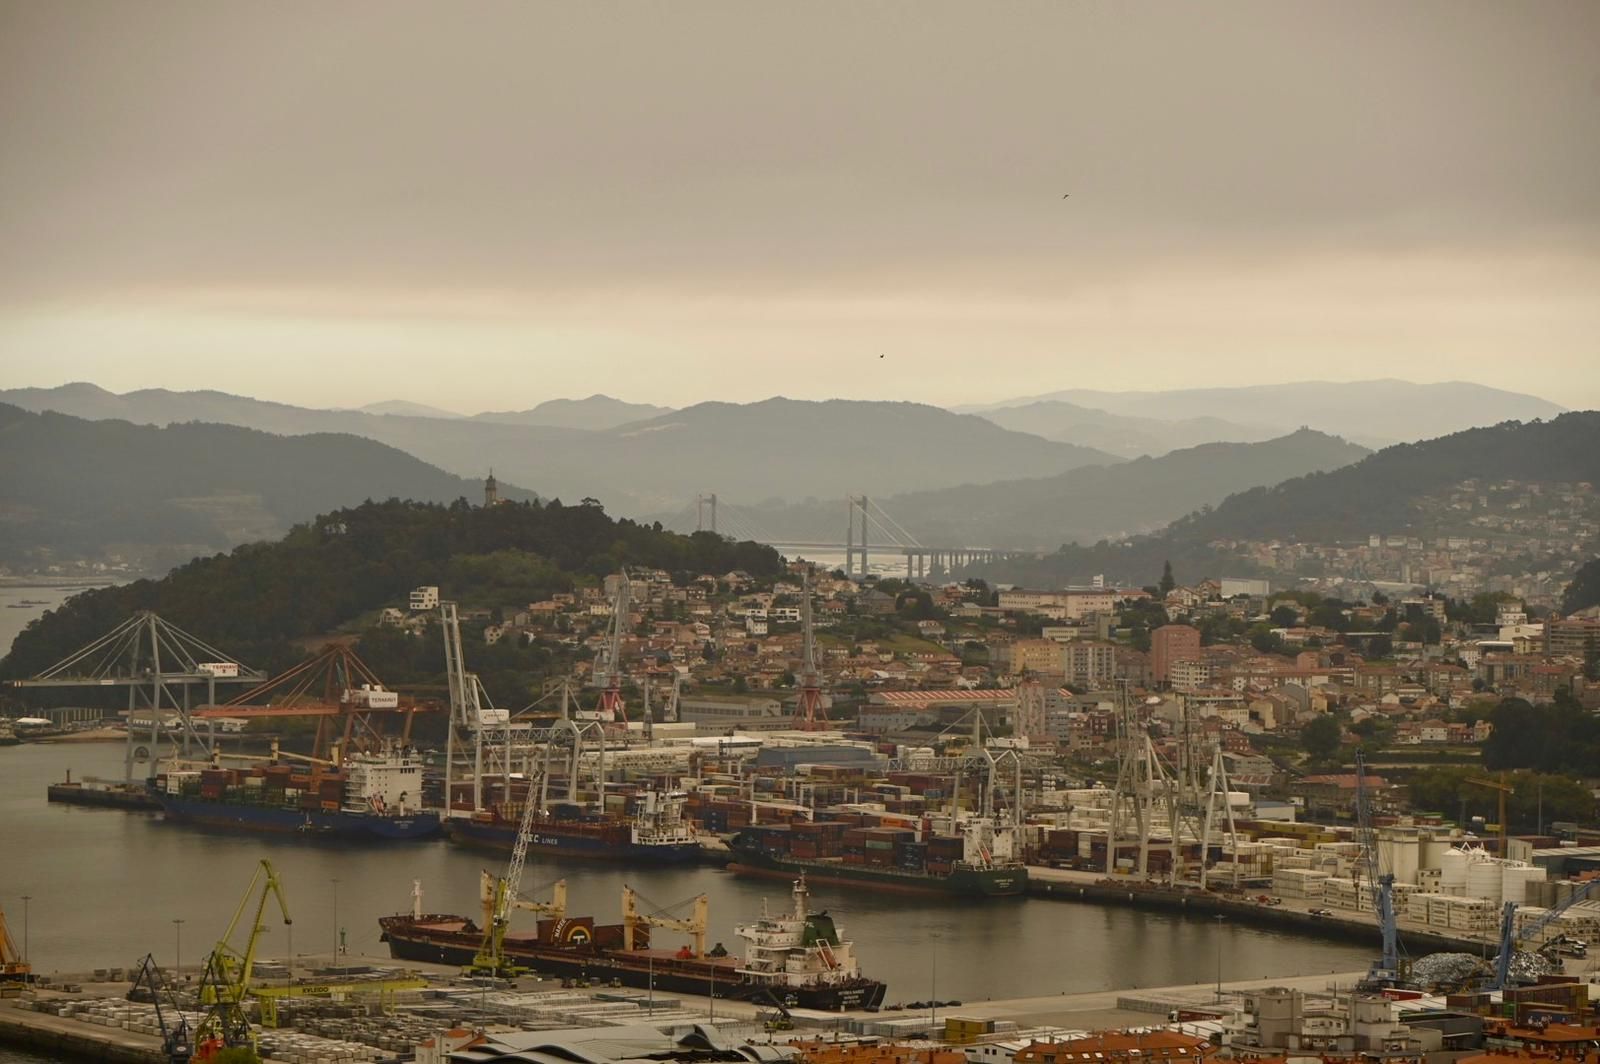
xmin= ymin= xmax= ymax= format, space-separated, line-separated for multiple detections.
xmin=2 ymin=742 xmax=1372 ymax=1003
xmin=0 ymin=583 xmax=117 ymax=660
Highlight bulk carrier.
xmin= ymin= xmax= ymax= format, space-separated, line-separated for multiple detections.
xmin=153 ymin=743 xmax=442 ymax=840
xmin=379 ymin=875 xmax=887 ymax=1010
xmin=726 ymin=814 xmax=1027 ymax=897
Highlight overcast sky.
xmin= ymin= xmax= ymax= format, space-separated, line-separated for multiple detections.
xmin=2 ymin=2 xmax=1596 ymax=411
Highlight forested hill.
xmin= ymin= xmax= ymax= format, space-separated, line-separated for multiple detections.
xmin=969 ymin=411 xmax=1600 ymax=587
xmin=0 ymin=498 xmax=782 ymax=681
xmin=0 ymin=403 xmax=536 ymax=572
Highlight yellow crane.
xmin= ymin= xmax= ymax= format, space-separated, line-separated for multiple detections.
xmin=622 ymin=886 xmax=708 ymax=957
xmin=253 ymin=974 xmax=427 ymax=1028
xmin=470 ymin=871 xmax=568 ymax=977
xmin=195 ymin=859 xmax=291 ymax=1059
xmin=0 ymin=901 xmax=29 ymax=984
xmin=1466 ymin=775 xmax=1515 ymax=856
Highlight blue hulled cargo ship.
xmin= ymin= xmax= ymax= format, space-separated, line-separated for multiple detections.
xmin=154 ymin=744 xmax=443 ymax=841
xmin=445 ymin=789 xmax=701 ymax=863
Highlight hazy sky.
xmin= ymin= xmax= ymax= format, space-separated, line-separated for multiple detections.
xmin=2 ymin=2 xmax=1597 ymax=411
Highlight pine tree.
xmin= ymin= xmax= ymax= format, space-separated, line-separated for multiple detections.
xmin=1159 ymin=560 xmax=1176 ymax=595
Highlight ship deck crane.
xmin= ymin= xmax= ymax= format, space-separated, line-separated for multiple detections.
xmin=129 ymin=953 xmax=192 ymax=1063
xmin=195 ymin=859 xmax=291 ymax=1060
xmin=1354 ymin=749 xmax=1401 ymax=988
xmin=1487 ymin=878 xmax=1600 ymax=991
xmin=622 ymin=886 xmax=708 ymax=958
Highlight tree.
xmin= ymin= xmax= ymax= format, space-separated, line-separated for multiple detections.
xmin=1561 ymin=557 xmax=1600 ymax=614
xmin=1159 ymin=560 xmax=1176 ymax=595
xmin=1302 ymin=714 xmax=1343 ymax=761
xmin=1270 ymin=605 xmax=1299 ymax=628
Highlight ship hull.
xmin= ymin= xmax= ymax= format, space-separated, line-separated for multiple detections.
xmin=445 ymin=817 xmax=701 ymax=864
xmin=726 ymin=850 xmax=1027 ymax=897
xmin=158 ymin=796 xmax=442 ymax=840
xmin=47 ymin=783 xmax=162 ymax=811
xmin=379 ymin=918 xmax=887 ymax=1011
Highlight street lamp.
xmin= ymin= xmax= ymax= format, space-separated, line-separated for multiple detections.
xmin=172 ymin=919 xmax=184 ymax=979
xmin=929 ymin=932 xmax=939 ymax=1030
xmin=19 ymin=895 xmax=30 ymax=965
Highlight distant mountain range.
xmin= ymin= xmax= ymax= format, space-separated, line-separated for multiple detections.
xmin=957 ymin=379 xmax=1565 ymax=450
xmin=969 ymin=411 xmax=1600 ymax=587
xmin=705 ymin=429 xmax=1369 ymax=551
xmin=357 ymin=394 xmax=676 ymax=429
xmin=0 ymin=403 xmax=532 ymax=572
xmin=472 ymin=395 xmax=674 ymax=429
xmin=975 ymin=400 xmax=1283 ymax=458
xmin=0 ymin=385 xmax=1117 ymax=514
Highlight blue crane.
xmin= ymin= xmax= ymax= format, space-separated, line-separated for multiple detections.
xmin=1488 ymin=878 xmax=1600 ymax=991
xmin=1354 ymin=749 xmax=1401 ymax=987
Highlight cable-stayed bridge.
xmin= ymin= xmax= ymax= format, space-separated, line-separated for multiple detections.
xmin=665 ymin=493 xmax=1027 ymax=578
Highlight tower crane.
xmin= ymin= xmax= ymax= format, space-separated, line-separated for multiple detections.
xmin=1465 ymin=775 xmax=1514 ymax=855
xmin=621 ymin=886 xmax=709 ymax=958
xmin=195 ymin=859 xmax=291 ymax=1060
xmin=1487 ymin=878 xmax=1600 ymax=991
xmin=1354 ymin=749 xmax=1401 ymax=988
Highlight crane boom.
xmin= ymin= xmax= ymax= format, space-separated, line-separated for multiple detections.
xmin=1489 ymin=878 xmax=1600 ymax=990
xmin=1354 ymin=750 xmax=1399 ymax=986
xmin=471 ymin=784 xmax=555 ymax=976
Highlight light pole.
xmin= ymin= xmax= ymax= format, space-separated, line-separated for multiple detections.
xmin=331 ymin=878 xmax=339 ymax=972
xmin=172 ymin=919 xmax=184 ymax=979
xmin=929 ymin=932 xmax=939 ymax=1030
xmin=19 ymin=895 xmax=31 ymax=965
xmin=1214 ymin=914 xmax=1225 ymax=1001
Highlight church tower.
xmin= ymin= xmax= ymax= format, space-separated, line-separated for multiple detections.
xmin=484 ymin=470 xmax=500 ymax=507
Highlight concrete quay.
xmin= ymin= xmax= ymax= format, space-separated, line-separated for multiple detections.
xmin=1026 ymin=866 xmax=1493 ymax=956
xmin=0 ymin=998 xmax=169 ymax=1063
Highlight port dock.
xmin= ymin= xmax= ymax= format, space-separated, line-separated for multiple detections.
xmin=1026 ymin=866 xmax=1495 ymax=955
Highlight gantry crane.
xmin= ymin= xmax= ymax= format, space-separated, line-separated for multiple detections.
xmin=795 ymin=571 xmax=827 ymax=731
xmin=195 ymin=859 xmax=291 ymax=1060
xmin=621 ymin=886 xmax=708 ymax=957
xmin=591 ymin=572 xmax=632 ymax=726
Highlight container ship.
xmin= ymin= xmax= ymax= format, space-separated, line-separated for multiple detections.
xmin=726 ymin=815 xmax=1028 ymax=897
xmin=446 ymin=788 xmax=700 ymax=863
xmin=153 ymin=743 xmax=442 ymax=840
xmin=379 ymin=876 xmax=887 ymax=1011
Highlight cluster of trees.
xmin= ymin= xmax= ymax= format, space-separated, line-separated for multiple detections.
xmin=1407 ymin=766 xmax=1595 ymax=831
xmin=1 ymin=498 xmax=783 ymax=687
xmin=1563 ymin=557 xmax=1600 ymax=615
xmin=1480 ymin=695 xmax=1600 ymax=775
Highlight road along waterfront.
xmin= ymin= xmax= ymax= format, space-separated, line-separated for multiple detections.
xmin=2 ymin=741 xmax=1373 ymax=1003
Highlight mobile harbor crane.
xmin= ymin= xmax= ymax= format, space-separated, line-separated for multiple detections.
xmin=195 ymin=859 xmax=290 ymax=1061
xmin=1487 ymin=877 xmax=1600 ymax=992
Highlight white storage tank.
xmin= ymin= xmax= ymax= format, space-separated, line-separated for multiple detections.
xmin=1501 ymin=864 xmax=1545 ymax=906
xmin=1379 ymin=835 xmax=1421 ymax=886
xmin=1439 ymin=848 xmax=1469 ymax=892
xmin=1466 ymin=857 xmax=1503 ymax=904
